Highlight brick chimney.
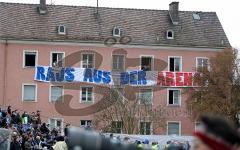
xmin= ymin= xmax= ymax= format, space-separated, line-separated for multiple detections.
xmin=38 ymin=0 xmax=47 ymax=15
xmin=169 ymin=2 xmax=179 ymax=25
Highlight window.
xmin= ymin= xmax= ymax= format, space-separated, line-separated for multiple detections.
xmin=139 ymin=89 xmax=153 ymax=104
xmin=112 ymin=55 xmax=125 ymax=71
xmin=81 ymin=54 xmax=94 ymax=68
xmin=169 ymin=56 xmax=182 ymax=72
xmin=22 ymin=84 xmax=37 ymax=102
xmin=58 ymin=25 xmax=66 ymax=35
xmin=196 ymin=57 xmax=209 ymax=71
xmin=49 ymin=118 xmax=63 ymax=131
xmin=111 ymin=121 xmax=123 ymax=133
xmin=168 ymin=122 xmax=180 ymax=135
xmin=168 ymin=89 xmax=181 ymax=106
xmin=167 ymin=30 xmax=174 ymax=39
xmin=81 ymin=87 xmax=93 ymax=102
xmin=141 ymin=56 xmax=153 ymax=71
xmin=80 ymin=120 xmax=92 ymax=127
xmin=193 ymin=13 xmax=201 ymax=20
xmin=24 ymin=51 xmax=37 ymax=67
xmin=51 ymin=52 xmax=64 ymax=67
xmin=50 ymin=86 xmax=63 ymax=102
xmin=140 ymin=122 xmax=151 ymax=135
xmin=113 ymin=27 xmax=122 ymax=37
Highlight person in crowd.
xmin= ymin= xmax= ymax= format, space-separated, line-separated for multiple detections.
xmin=36 ymin=110 xmax=42 ymax=125
xmin=110 ymin=133 xmax=114 ymax=139
xmin=142 ymin=139 xmax=150 ymax=149
xmin=85 ymin=121 xmax=92 ymax=131
xmin=40 ymin=123 xmax=50 ymax=135
xmin=21 ymin=111 xmax=28 ymax=125
xmin=24 ymin=135 xmax=32 ymax=150
xmin=151 ymin=142 xmax=158 ymax=150
xmin=193 ymin=115 xmax=240 ymax=150
xmin=136 ymin=140 xmax=143 ymax=149
xmin=123 ymin=136 xmax=130 ymax=144
xmin=51 ymin=126 xmax=68 ymax=150
xmin=7 ymin=106 xmax=12 ymax=116
xmin=10 ymin=131 xmax=21 ymax=150
xmin=0 ymin=108 xmax=3 ymax=119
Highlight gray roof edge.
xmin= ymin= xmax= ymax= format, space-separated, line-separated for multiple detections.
xmin=0 ymin=38 xmax=230 ymax=50
xmin=0 ymin=2 xmax=217 ymax=13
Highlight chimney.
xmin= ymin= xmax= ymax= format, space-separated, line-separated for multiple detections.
xmin=40 ymin=0 xmax=46 ymax=6
xmin=38 ymin=0 xmax=47 ymax=15
xmin=169 ymin=2 xmax=179 ymax=25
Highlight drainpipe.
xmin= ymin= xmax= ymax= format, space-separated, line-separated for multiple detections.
xmin=3 ymin=40 xmax=8 ymax=106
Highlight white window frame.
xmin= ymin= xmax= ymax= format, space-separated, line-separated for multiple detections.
xmin=167 ymin=88 xmax=181 ymax=106
xmin=168 ymin=56 xmax=182 ymax=72
xmin=80 ymin=120 xmax=92 ymax=127
xmin=167 ymin=121 xmax=181 ymax=136
xmin=196 ymin=57 xmax=209 ymax=71
xmin=58 ymin=25 xmax=66 ymax=35
xmin=23 ymin=50 xmax=38 ymax=68
xmin=140 ymin=55 xmax=154 ymax=71
xmin=49 ymin=118 xmax=64 ymax=135
xmin=111 ymin=121 xmax=123 ymax=134
xmin=139 ymin=121 xmax=153 ymax=135
xmin=50 ymin=51 xmax=65 ymax=67
xmin=49 ymin=85 xmax=64 ymax=103
xmin=113 ymin=27 xmax=122 ymax=37
xmin=111 ymin=54 xmax=125 ymax=71
xmin=22 ymin=83 xmax=37 ymax=102
xmin=138 ymin=88 xmax=153 ymax=105
xmin=80 ymin=86 xmax=94 ymax=103
xmin=81 ymin=53 xmax=95 ymax=68
xmin=166 ymin=30 xmax=174 ymax=39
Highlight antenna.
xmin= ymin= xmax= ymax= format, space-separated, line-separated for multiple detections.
xmin=96 ymin=0 xmax=99 ymax=14
xmin=50 ymin=0 xmax=55 ymax=5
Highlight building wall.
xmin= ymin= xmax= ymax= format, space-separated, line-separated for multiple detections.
xmin=0 ymin=43 xmax=6 ymax=105
xmin=3 ymin=42 xmax=217 ymax=135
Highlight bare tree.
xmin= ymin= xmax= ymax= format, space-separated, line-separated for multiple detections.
xmin=186 ymin=48 xmax=240 ymax=126
xmin=94 ymin=85 xmax=166 ymax=134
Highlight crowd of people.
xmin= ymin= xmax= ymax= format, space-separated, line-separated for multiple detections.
xmin=108 ymin=133 xmax=191 ymax=150
xmin=108 ymin=115 xmax=240 ymax=150
xmin=0 ymin=106 xmax=64 ymax=150
xmin=1 ymin=105 xmax=240 ymax=150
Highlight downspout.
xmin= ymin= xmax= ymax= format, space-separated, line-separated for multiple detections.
xmin=3 ymin=40 xmax=8 ymax=106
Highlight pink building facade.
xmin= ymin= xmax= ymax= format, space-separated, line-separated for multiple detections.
xmin=0 ymin=1 xmax=230 ymax=135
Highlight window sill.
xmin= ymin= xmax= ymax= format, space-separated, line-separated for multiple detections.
xmin=22 ymin=100 xmax=37 ymax=103
xmin=80 ymin=101 xmax=94 ymax=104
xmin=23 ymin=66 xmax=36 ymax=69
xmin=167 ymin=104 xmax=181 ymax=107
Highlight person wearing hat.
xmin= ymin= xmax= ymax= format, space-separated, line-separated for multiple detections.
xmin=193 ymin=115 xmax=240 ymax=150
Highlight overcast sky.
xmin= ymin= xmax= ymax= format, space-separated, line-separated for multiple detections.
xmin=1 ymin=0 xmax=239 ymax=48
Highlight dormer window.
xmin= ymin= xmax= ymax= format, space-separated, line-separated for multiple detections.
xmin=58 ymin=25 xmax=66 ymax=35
xmin=113 ymin=27 xmax=122 ymax=37
xmin=193 ymin=13 xmax=201 ymax=20
xmin=167 ymin=30 xmax=174 ymax=39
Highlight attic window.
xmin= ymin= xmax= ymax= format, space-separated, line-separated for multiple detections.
xmin=167 ymin=30 xmax=174 ymax=39
xmin=58 ymin=25 xmax=66 ymax=35
xmin=193 ymin=13 xmax=201 ymax=20
xmin=113 ymin=27 xmax=122 ymax=37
